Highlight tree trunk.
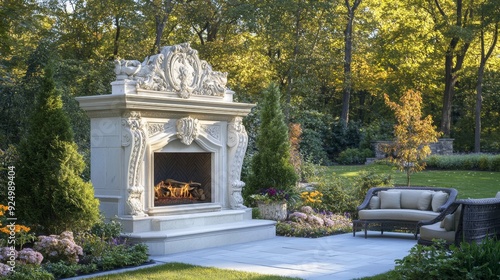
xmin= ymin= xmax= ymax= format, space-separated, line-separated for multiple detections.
xmin=438 ymin=0 xmax=473 ymax=137
xmin=113 ymin=15 xmax=121 ymax=59
xmin=150 ymin=0 xmax=174 ymax=55
xmin=475 ymin=66 xmax=483 ymax=153
xmin=152 ymin=15 xmax=168 ymax=54
xmin=475 ymin=20 xmax=499 ymax=153
xmin=440 ymin=52 xmax=456 ymax=136
xmin=341 ymin=0 xmax=361 ymax=126
xmin=285 ymin=4 xmax=303 ymax=121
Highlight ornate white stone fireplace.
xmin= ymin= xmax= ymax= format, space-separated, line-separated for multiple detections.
xmin=77 ymin=43 xmax=275 ymax=255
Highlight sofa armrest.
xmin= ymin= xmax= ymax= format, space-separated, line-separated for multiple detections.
xmin=436 ymin=188 xmax=459 ymax=212
xmin=417 ymin=202 xmax=460 ymax=228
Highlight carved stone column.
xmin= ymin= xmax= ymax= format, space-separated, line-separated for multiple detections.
xmin=122 ymin=111 xmax=148 ymax=216
xmin=227 ymin=117 xmax=248 ymax=209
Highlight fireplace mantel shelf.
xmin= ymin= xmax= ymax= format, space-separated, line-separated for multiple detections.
xmin=77 ymin=94 xmax=255 ymax=119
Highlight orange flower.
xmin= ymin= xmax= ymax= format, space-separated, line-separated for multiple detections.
xmin=0 ymin=227 xmax=10 ymax=235
xmin=0 ymin=224 xmax=31 ymax=235
xmin=0 ymin=205 xmax=8 ymax=216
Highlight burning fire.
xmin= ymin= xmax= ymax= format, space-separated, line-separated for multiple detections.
xmin=154 ymin=179 xmax=205 ymax=201
xmin=167 ymin=183 xmax=193 ymax=198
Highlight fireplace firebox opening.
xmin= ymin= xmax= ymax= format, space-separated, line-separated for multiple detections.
xmin=153 ymin=152 xmax=212 ymax=207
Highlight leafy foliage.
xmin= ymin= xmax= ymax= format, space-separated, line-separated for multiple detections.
xmin=394 ymin=238 xmax=500 ymax=279
xmin=384 ymin=90 xmax=442 ymax=186
xmin=425 ymin=154 xmax=500 ymax=172
xmin=337 ymin=148 xmax=374 ymax=165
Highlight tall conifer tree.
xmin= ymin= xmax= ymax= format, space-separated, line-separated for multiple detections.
xmin=16 ymin=66 xmax=99 ymax=233
xmin=244 ymin=83 xmax=298 ymax=201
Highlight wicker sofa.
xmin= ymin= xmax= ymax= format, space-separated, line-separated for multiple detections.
xmin=353 ymin=186 xmax=458 ymax=239
xmin=417 ymin=192 xmax=500 ymax=246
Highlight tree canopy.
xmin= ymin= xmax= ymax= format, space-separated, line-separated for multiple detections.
xmin=1 ymin=0 xmax=499 ymax=166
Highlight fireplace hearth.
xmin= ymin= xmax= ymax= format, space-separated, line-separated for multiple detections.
xmin=76 ymin=43 xmax=276 ymax=255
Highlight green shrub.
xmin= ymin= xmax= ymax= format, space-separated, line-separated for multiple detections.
xmin=90 ymin=218 xmax=122 ymax=241
xmin=2 ymin=264 xmax=54 ymax=280
xmin=352 ymin=171 xmax=393 ymax=207
xmin=291 ymin=110 xmax=333 ymax=165
xmin=394 ymin=238 xmax=500 ymax=279
xmin=313 ymin=177 xmax=357 ymax=215
xmin=16 ymin=66 xmax=99 ymax=233
xmin=98 ymin=244 xmax=149 ymax=271
xmin=337 ymin=148 xmax=374 ymax=165
xmin=425 ymin=154 xmax=500 ymax=171
xmin=43 ymin=262 xmax=79 ymax=279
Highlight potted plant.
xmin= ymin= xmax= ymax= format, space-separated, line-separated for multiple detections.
xmin=251 ymin=188 xmax=291 ymax=221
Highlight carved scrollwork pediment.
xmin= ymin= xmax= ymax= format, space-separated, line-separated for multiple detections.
xmin=114 ymin=43 xmax=228 ymax=99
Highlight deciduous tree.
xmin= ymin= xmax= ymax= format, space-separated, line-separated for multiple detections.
xmin=384 ymin=90 xmax=442 ymax=186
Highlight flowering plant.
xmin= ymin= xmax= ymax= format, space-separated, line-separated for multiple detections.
xmin=250 ymin=188 xmax=290 ymax=204
xmin=300 ymin=190 xmax=323 ymax=208
xmin=34 ymin=231 xmax=83 ymax=264
xmin=0 ymin=204 xmax=35 ymax=248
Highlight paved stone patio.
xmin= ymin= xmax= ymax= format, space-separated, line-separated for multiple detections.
xmin=70 ymin=231 xmax=416 ymax=280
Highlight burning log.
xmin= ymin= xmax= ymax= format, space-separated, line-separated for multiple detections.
xmin=154 ymin=179 xmax=205 ymax=200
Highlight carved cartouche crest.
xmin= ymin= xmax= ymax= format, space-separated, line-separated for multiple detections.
xmin=177 ymin=116 xmax=199 ymax=145
xmin=113 ymin=43 xmax=228 ymax=99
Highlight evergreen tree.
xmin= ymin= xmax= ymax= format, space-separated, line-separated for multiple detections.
xmin=16 ymin=66 xmax=99 ymax=234
xmin=244 ymin=83 xmax=298 ymax=201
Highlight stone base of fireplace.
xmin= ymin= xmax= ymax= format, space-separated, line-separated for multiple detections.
xmin=120 ymin=209 xmax=276 ymax=255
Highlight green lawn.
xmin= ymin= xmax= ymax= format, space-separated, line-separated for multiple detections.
xmin=87 ymin=262 xmax=300 ymax=280
xmin=320 ymin=163 xmax=500 ymax=199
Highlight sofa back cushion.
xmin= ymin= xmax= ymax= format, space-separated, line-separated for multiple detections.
xmin=417 ymin=191 xmax=434 ymax=210
xmin=380 ymin=191 xmax=401 ymax=209
xmin=399 ymin=190 xmax=421 ymax=209
xmin=369 ymin=196 xmax=380 ymax=209
xmin=432 ymin=191 xmax=450 ymax=212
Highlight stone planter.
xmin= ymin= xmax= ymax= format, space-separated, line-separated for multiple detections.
xmin=257 ymin=202 xmax=287 ymax=221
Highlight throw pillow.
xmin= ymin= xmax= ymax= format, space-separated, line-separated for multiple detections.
xmin=439 ymin=214 xmax=455 ymax=231
xmin=496 ymin=192 xmax=500 ymax=199
xmin=380 ymin=191 xmax=401 ymax=209
xmin=417 ymin=191 xmax=433 ymax=210
xmin=432 ymin=191 xmax=449 ymax=212
xmin=369 ymin=196 xmax=380 ymax=209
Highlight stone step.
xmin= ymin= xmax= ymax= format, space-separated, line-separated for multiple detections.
xmin=151 ymin=209 xmax=252 ymax=231
xmin=127 ymin=219 xmax=277 ymax=255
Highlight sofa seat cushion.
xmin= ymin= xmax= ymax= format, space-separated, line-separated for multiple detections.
xmin=358 ymin=209 xmax=440 ymax=222
xmin=420 ymin=222 xmax=455 ymax=243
